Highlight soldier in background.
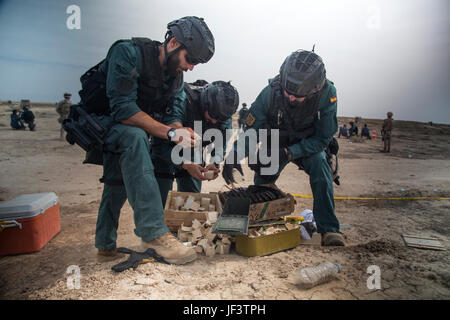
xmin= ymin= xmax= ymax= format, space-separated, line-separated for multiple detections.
xmin=21 ymin=105 xmax=36 ymax=131
xmin=338 ymin=124 xmax=348 ymax=138
xmin=348 ymin=121 xmax=358 ymax=137
xmin=238 ymin=103 xmax=248 ymax=130
xmin=361 ymin=123 xmax=371 ymax=139
xmin=10 ymin=110 xmax=25 ymax=130
xmin=381 ymin=112 xmax=394 ymax=152
xmin=57 ymin=93 xmax=72 ymax=139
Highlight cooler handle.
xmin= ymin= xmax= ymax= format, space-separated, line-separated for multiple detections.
xmin=0 ymin=220 xmax=23 ymax=231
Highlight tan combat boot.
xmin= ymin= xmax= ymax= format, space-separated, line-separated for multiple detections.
xmin=141 ymin=232 xmax=197 ymax=265
xmin=97 ymin=248 xmax=123 ymax=262
xmin=321 ymin=232 xmax=345 ymax=246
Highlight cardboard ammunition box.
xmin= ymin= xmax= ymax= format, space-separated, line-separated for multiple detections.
xmin=164 ymin=191 xmax=223 ymax=232
xmin=0 ymin=192 xmax=60 ymax=255
xmin=219 ymin=185 xmax=296 ymax=224
xmin=235 ymin=227 xmax=300 ymax=257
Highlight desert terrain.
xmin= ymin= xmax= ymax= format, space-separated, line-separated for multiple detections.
xmin=0 ymin=102 xmax=449 ymax=300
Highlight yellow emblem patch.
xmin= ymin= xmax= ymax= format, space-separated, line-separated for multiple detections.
xmin=330 ymin=97 xmax=337 ymax=103
xmin=246 ymin=112 xmax=256 ymax=127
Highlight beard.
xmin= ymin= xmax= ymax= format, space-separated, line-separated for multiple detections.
xmin=284 ymin=95 xmax=305 ymax=108
xmin=166 ymin=53 xmax=181 ymax=77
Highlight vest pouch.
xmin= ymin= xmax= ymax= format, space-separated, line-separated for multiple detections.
xmin=83 ymin=145 xmax=104 ymax=166
xmin=78 ymin=60 xmax=110 ymax=115
xmin=63 ymin=105 xmax=110 ymax=166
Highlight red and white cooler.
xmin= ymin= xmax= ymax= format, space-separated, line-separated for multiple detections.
xmin=0 ymin=192 xmax=61 ymax=255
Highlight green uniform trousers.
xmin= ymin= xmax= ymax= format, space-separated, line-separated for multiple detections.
xmin=95 ymin=124 xmax=168 ymax=251
xmin=254 ymin=151 xmax=340 ymax=234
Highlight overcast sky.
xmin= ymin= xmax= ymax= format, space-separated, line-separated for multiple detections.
xmin=0 ymin=0 xmax=449 ymax=123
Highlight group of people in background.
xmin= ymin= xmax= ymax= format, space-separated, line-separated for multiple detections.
xmin=9 ymin=92 xmax=73 ymax=138
xmin=10 ymin=105 xmax=36 ymax=131
xmin=337 ymin=112 xmax=394 ymax=152
xmin=338 ymin=121 xmax=371 ymax=139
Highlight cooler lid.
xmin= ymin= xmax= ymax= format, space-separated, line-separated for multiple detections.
xmin=0 ymin=192 xmax=59 ymax=220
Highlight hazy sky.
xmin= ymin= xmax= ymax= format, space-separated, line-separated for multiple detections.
xmin=0 ymin=0 xmax=449 ymax=123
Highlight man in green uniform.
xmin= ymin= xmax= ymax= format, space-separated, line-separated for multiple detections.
xmin=222 ymin=49 xmax=344 ymax=246
xmin=57 ymin=93 xmax=72 ymax=140
xmin=151 ymin=80 xmax=239 ymax=207
xmin=238 ymin=103 xmax=248 ymax=130
xmin=90 ymin=16 xmax=215 ymax=264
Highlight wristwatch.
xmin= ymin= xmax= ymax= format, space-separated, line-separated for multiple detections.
xmin=167 ymin=128 xmax=176 ymax=140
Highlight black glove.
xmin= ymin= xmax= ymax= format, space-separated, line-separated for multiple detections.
xmin=222 ymin=151 xmax=244 ymax=185
xmin=249 ymin=148 xmax=290 ymax=174
xmin=222 ymin=163 xmax=244 ymax=185
xmin=111 ymin=247 xmax=168 ymax=272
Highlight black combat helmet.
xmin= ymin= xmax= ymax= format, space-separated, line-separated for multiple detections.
xmin=166 ymin=16 xmax=215 ymax=64
xmin=279 ymin=50 xmax=326 ymax=98
xmin=201 ymin=81 xmax=239 ymax=122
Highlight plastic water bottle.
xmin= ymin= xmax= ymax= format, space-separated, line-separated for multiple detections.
xmin=294 ymin=262 xmax=342 ymax=289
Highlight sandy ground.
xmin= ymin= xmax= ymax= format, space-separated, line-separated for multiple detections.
xmin=0 ymin=103 xmax=449 ymax=300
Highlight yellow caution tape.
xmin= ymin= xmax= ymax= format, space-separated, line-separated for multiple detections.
xmin=285 ymin=216 xmax=304 ymax=223
xmin=292 ymin=194 xmax=450 ymax=200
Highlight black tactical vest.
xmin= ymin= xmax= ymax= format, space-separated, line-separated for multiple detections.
xmin=79 ymin=38 xmax=183 ymax=120
xmin=267 ymin=75 xmax=326 ymax=147
xmin=132 ymin=38 xmax=183 ymax=121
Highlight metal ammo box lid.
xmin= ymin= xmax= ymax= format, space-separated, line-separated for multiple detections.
xmin=0 ymin=192 xmax=59 ymax=220
xmin=212 ymin=197 xmax=251 ymax=236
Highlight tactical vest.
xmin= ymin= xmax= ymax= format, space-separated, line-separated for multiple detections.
xmin=132 ymin=38 xmax=183 ymax=121
xmin=267 ymin=75 xmax=326 ymax=147
xmin=184 ymin=83 xmax=225 ymax=148
xmin=79 ymin=37 xmax=183 ymax=121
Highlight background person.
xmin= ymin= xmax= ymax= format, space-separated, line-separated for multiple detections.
xmin=57 ymin=92 xmax=72 ymax=140
xmin=10 ymin=109 xmax=25 ymax=130
xmin=20 ymin=105 xmax=36 ymax=131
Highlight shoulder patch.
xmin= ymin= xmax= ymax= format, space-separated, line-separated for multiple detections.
xmin=330 ymin=97 xmax=337 ymax=103
xmin=246 ymin=112 xmax=256 ymax=127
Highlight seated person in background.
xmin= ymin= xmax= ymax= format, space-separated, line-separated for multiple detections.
xmin=10 ymin=110 xmax=25 ymax=130
xmin=348 ymin=121 xmax=358 ymax=137
xmin=361 ymin=123 xmax=371 ymax=139
xmin=21 ymin=106 xmax=36 ymax=131
xmin=338 ymin=124 xmax=348 ymax=138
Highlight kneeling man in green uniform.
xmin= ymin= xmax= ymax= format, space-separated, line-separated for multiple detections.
xmin=222 ymin=49 xmax=344 ymax=246
xmin=151 ymin=80 xmax=239 ymax=207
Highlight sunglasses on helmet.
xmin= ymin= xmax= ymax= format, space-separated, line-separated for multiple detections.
xmin=185 ymin=51 xmax=200 ymax=65
xmin=285 ymin=87 xmax=321 ymax=99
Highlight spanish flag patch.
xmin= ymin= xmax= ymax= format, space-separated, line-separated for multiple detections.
xmin=330 ymin=97 xmax=337 ymax=103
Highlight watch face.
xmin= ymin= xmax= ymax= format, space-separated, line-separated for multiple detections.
xmin=168 ymin=129 xmax=175 ymax=138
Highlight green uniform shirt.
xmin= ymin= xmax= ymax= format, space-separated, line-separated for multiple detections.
xmin=101 ymin=40 xmax=185 ymax=123
xmin=238 ymin=78 xmax=338 ymax=160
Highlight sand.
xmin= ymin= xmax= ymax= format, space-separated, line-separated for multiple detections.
xmin=0 ymin=103 xmax=449 ymax=300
